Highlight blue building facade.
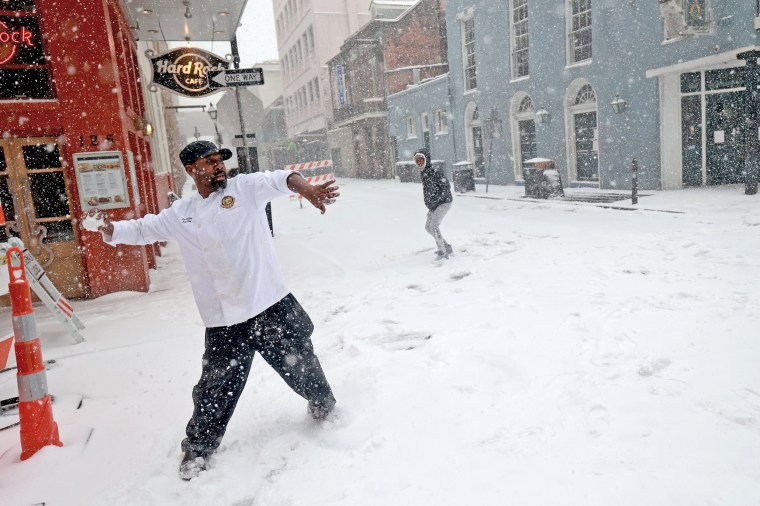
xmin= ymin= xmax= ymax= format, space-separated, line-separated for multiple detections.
xmin=388 ymin=0 xmax=760 ymax=191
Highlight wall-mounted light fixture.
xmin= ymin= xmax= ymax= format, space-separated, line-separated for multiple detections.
xmin=183 ymin=1 xmax=192 ymax=19
xmin=535 ymin=108 xmax=551 ymax=124
xmin=134 ymin=117 xmax=154 ymax=137
xmin=611 ymin=94 xmax=628 ymax=114
xmin=143 ymin=121 xmax=154 ymax=137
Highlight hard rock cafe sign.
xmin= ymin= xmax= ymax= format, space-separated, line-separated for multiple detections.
xmin=0 ymin=19 xmax=35 ymax=65
xmin=145 ymin=47 xmax=230 ymax=98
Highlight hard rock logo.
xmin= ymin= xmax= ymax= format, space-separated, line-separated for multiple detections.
xmin=0 ymin=21 xmax=34 ymax=65
xmin=147 ymin=47 xmax=229 ymax=98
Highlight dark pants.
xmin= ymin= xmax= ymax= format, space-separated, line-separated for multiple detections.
xmin=181 ymin=294 xmax=335 ymax=457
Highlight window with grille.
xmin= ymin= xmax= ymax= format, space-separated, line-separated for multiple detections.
xmin=462 ymin=16 xmax=477 ymax=91
xmin=407 ymin=117 xmax=417 ymax=138
xmin=510 ymin=0 xmax=529 ymax=79
xmin=435 ymin=109 xmax=448 ymax=134
xmin=568 ymin=0 xmax=592 ymax=64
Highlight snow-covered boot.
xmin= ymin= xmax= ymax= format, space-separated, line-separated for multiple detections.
xmin=179 ymin=451 xmax=207 ymax=481
xmin=308 ymin=397 xmax=336 ymax=420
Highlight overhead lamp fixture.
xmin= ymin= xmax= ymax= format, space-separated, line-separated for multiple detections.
xmin=141 ymin=8 xmax=154 ymax=14
xmin=147 ymin=29 xmax=159 ymax=34
xmin=218 ymin=10 xmax=230 ymax=16
xmin=183 ymin=1 xmax=192 ymax=19
xmin=214 ymin=30 xmax=225 ymax=35
xmin=535 ymin=108 xmax=551 ymax=124
xmin=611 ymin=94 xmax=628 ymax=114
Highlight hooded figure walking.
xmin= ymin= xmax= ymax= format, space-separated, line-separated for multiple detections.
xmin=415 ymin=148 xmax=453 ymax=259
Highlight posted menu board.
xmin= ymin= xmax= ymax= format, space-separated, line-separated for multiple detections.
xmin=73 ymin=151 xmax=131 ymax=211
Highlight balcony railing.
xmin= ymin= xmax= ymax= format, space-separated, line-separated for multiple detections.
xmin=332 ymin=97 xmax=387 ymax=124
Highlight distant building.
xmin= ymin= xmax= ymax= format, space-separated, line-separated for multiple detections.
xmin=387 ymin=0 xmax=760 ymax=191
xmin=326 ymin=0 xmax=448 ymax=178
xmin=272 ymin=0 xmax=374 ymax=164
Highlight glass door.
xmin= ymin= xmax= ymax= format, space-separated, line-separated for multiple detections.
xmin=574 ymin=111 xmax=599 ymax=182
xmin=706 ymin=92 xmax=745 ymax=185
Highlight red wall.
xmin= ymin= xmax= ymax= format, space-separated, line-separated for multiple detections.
xmin=0 ymin=0 xmax=170 ymax=297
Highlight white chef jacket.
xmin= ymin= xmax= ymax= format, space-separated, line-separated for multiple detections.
xmin=106 ymin=170 xmax=295 ymax=328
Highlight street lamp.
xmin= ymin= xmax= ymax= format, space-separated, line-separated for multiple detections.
xmin=207 ymin=103 xmax=222 ymax=145
xmin=737 ymin=50 xmax=760 ymax=195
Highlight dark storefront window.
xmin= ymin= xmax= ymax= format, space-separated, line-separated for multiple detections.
xmin=0 ymin=2 xmax=55 ymax=100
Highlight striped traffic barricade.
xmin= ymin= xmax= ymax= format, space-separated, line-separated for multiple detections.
xmin=6 ymin=246 xmax=63 ymax=460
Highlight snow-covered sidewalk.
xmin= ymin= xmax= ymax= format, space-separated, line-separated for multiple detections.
xmin=1 ymin=179 xmax=759 ymax=506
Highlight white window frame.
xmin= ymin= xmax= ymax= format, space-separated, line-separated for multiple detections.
xmin=407 ymin=116 xmax=418 ymax=138
xmin=510 ymin=0 xmax=529 ymax=79
xmin=435 ymin=109 xmax=448 ymax=134
xmin=421 ymin=112 xmax=430 ymax=134
xmin=459 ymin=9 xmax=477 ymax=92
xmin=566 ymin=0 xmax=592 ymax=65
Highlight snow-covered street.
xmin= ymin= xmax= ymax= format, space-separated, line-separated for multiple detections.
xmin=1 ymin=179 xmax=759 ymax=505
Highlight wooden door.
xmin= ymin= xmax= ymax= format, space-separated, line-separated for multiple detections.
xmin=0 ymin=137 xmax=87 ymax=299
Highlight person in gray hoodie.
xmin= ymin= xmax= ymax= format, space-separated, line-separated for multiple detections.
xmin=415 ymin=148 xmax=453 ymax=259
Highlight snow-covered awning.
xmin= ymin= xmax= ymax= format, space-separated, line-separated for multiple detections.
xmin=119 ymin=0 xmax=246 ymax=42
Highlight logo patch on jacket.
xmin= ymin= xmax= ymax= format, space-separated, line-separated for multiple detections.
xmin=221 ymin=196 xmax=235 ymax=209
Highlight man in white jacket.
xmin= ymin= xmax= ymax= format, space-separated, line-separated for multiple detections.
xmin=87 ymin=141 xmax=339 ymax=480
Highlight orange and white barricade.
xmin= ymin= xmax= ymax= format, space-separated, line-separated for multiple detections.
xmin=284 ymin=160 xmax=332 ymax=172
xmin=6 ymin=246 xmax=63 ymax=459
xmin=286 ymin=160 xmax=335 ymax=206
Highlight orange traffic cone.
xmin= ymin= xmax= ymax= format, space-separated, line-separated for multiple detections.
xmin=6 ymin=247 xmax=62 ymax=460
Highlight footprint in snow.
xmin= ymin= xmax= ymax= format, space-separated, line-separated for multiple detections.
xmin=638 ymin=358 xmax=671 ymax=377
xmin=585 ymin=404 xmax=610 ymax=437
xmin=372 ymin=331 xmax=432 ymax=351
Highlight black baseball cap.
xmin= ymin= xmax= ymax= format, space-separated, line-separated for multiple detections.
xmin=179 ymin=140 xmax=233 ymax=166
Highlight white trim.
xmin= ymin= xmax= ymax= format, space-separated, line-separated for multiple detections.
xmin=509 ymin=91 xmax=534 ymax=180
xmin=509 ymin=0 xmax=529 ymax=80
xmin=646 ymin=46 xmax=756 ymax=78
xmin=564 ymin=79 xmax=598 ymax=184
xmin=464 ymin=101 xmax=479 ymax=163
xmin=565 ymin=0 xmax=593 ymax=66
xmin=755 ymin=17 xmax=760 ymax=30
xmin=461 ymin=13 xmax=477 ymax=92
xmin=659 ymin=73 xmax=683 ymax=190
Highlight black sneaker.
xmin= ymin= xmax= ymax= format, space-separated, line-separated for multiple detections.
xmin=307 ymin=398 xmax=336 ymax=420
xmin=179 ymin=451 xmax=207 ymax=481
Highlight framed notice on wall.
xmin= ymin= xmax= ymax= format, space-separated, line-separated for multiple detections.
xmin=73 ymin=151 xmax=131 ymax=211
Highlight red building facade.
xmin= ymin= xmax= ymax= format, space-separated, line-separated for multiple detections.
xmin=0 ymin=0 xmax=172 ymax=299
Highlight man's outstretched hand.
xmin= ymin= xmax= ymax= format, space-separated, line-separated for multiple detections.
xmin=287 ymin=174 xmax=340 ymax=214
xmin=82 ymin=208 xmax=115 ymax=237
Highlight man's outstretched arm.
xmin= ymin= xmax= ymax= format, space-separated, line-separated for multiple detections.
xmin=286 ymin=173 xmax=340 ymax=214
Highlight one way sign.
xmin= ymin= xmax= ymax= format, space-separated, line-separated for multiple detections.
xmin=208 ymin=68 xmax=265 ymax=88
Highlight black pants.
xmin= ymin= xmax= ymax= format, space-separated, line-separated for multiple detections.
xmin=181 ymin=294 xmax=335 ymax=457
